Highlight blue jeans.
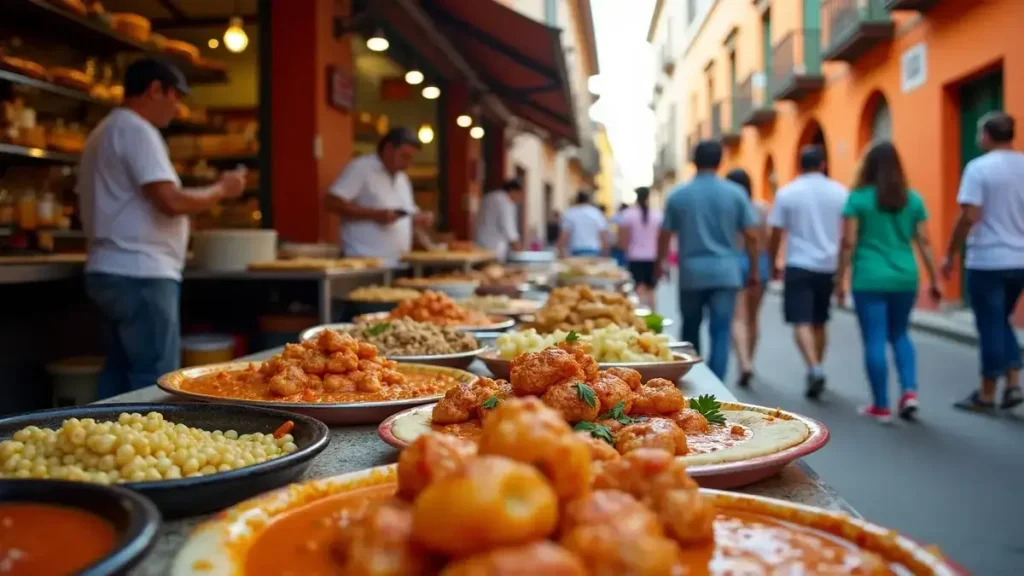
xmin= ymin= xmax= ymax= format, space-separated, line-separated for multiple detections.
xmin=85 ymin=273 xmax=181 ymax=399
xmin=679 ymin=288 xmax=737 ymax=380
xmin=967 ymin=269 xmax=1024 ymax=379
xmin=853 ymin=291 xmax=917 ymax=409
xmin=610 ymin=247 xmax=627 ymax=268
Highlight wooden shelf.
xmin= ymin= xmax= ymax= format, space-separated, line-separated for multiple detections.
xmin=204 ymin=154 xmax=259 ymax=169
xmin=0 ymin=143 xmax=79 ymax=165
xmin=0 ymin=69 xmax=113 ymax=107
xmin=163 ymin=120 xmax=223 ymax=136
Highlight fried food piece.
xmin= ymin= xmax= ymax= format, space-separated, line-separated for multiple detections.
xmin=412 ymin=456 xmax=558 ymax=557
xmin=574 ymin=431 xmax=620 ymax=462
xmin=397 ymin=433 xmax=477 ymax=500
xmin=630 ymin=378 xmax=685 ymax=415
xmin=614 ymin=418 xmax=688 ymax=456
xmin=591 ymin=371 xmax=633 ymax=413
xmin=478 ymin=397 xmax=592 ymax=501
xmin=440 ymin=542 xmax=587 ymax=576
xmin=556 ymin=340 xmax=600 ymax=382
xmin=668 ymin=408 xmax=710 ymax=435
xmin=510 ymin=347 xmax=584 ymax=396
xmin=657 ymin=488 xmax=715 ymax=545
xmin=603 ymin=367 xmax=642 ymax=391
xmin=541 ymin=380 xmax=601 ymax=423
xmin=593 ymin=448 xmax=697 ymax=505
xmin=433 ymin=378 xmax=511 ymax=425
xmin=316 ymin=329 xmax=357 ymax=353
xmin=331 ymin=500 xmax=436 ymax=576
xmin=560 ymin=489 xmax=661 ymax=537
xmin=268 ymin=365 xmax=307 ymax=397
xmin=560 ymin=523 xmax=680 ymax=576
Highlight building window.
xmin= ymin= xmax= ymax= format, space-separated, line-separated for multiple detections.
xmin=687 ymin=0 xmax=697 ymax=24
xmin=545 ymin=0 xmax=557 ymax=25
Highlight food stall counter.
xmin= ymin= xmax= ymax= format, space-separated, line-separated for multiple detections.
xmin=0 ymin=253 xmax=86 ymax=284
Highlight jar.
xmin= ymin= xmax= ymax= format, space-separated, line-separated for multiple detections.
xmin=18 ymin=189 xmax=37 ymax=230
xmin=37 ymin=192 xmax=55 ymax=228
xmin=0 ymin=189 xmax=14 ymax=226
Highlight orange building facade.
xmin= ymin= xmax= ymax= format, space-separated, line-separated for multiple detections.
xmin=679 ymin=0 xmax=1022 ymax=301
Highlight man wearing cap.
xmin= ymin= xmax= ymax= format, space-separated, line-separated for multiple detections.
xmin=325 ymin=128 xmax=436 ymax=262
xmin=77 ymin=57 xmax=246 ymax=398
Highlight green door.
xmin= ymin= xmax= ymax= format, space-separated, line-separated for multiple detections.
xmin=802 ymin=0 xmax=821 ymax=74
xmin=958 ymin=70 xmax=1004 ymax=307
xmin=762 ymin=13 xmax=772 ymax=94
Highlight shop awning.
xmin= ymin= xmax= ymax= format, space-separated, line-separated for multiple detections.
xmin=420 ymin=0 xmax=580 ymax=145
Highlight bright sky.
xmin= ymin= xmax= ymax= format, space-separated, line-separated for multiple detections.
xmin=588 ymin=0 xmax=657 ymax=189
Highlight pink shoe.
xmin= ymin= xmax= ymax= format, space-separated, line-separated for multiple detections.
xmin=859 ymin=405 xmax=893 ymax=424
xmin=899 ymin=392 xmax=919 ymax=420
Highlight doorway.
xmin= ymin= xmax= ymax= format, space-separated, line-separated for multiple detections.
xmin=957 ymin=69 xmax=1004 ymax=306
xmin=797 ymin=119 xmax=829 ymax=177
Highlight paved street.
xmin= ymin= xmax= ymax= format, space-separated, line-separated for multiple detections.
xmin=656 ymin=281 xmax=1024 ymax=575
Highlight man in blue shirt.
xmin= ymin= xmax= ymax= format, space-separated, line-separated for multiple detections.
xmin=657 ymin=140 xmax=759 ymax=380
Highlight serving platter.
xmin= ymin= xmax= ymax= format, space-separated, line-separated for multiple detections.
xmin=377 ymin=399 xmax=828 ymax=490
xmin=353 ymin=311 xmax=516 ymax=334
xmin=298 ymin=322 xmax=486 ymax=370
xmin=169 ymin=464 xmax=960 ymax=576
xmin=157 ymin=363 xmax=478 ymax=425
xmin=479 ymin=347 xmax=701 ymax=383
xmin=0 ymin=403 xmax=330 ymax=517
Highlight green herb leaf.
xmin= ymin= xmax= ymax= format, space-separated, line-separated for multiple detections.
xmin=574 ymin=421 xmax=615 ymax=445
xmin=597 ymin=400 xmax=637 ymax=425
xmin=481 ymin=396 xmax=501 ymax=410
xmin=689 ymin=394 xmax=726 ymax=425
xmin=575 ymin=382 xmax=598 ymax=408
xmin=644 ymin=313 xmax=665 ymax=333
xmin=367 ymin=323 xmax=391 ymax=336
xmin=565 ymin=330 xmax=580 ymax=342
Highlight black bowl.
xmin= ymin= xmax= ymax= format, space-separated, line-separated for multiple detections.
xmin=0 ymin=403 xmax=331 ymax=518
xmin=0 ymin=479 xmax=160 ymax=575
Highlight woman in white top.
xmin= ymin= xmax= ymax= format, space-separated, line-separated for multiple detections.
xmin=559 ymin=190 xmax=608 ymax=257
xmin=474 ymin=179 xmax=524 ymax=260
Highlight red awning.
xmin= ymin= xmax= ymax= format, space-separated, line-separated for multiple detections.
xmin=421 ymin=0 xmax=579 ymax=145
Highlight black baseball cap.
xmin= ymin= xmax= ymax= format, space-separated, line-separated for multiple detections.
xmin=377 ymin=127 xmax=422 ymax=153
xmin=123 ymin=57 xmax=190 ymax=98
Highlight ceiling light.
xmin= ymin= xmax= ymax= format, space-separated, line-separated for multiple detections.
xmin=366 ymin=29 xmax=389 ymax=52
xmin=223 ymin=16 xmax=248 ymax=53
xmin=421 ymin=85 xmax=441 ymax=100
xmin=470 ymin=126 xmax=485 ymax=139
xmin=418 ymin=123 xmax=435 ymax=144
xmin=405 ymin=70 xmax=424 ymax=85
xmin=208 ymin=38 xmax=219 ymax=49
xmin=456 ymin=114 xmax=472 ymax=128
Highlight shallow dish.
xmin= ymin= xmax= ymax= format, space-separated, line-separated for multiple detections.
xmin=0 ymin=403 xmax=329 ymax=517
xmin=353 ymin=311 xmax=516 ymax=333
xmin=479 ymin=348 xmax=701 ymax=383
xmin=298 ymin=322 xmax=485 ymax=370
xmin=158 ymin=363 xmax=478 ymax=425
xmin=169 ymin=464 xmax=959 ymax=576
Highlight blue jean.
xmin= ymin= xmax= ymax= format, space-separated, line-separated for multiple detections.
xmin=85 ymin=273 xmax=181 ymax=399
xmin=679 ymin=288 xmax=737 ymax=380
xmin=967 ymin=269 xmax=1024 ymax=379
xmin=610 ymin=247 xmax=627 ymax=268
xmin=852 ymin=291 xmax=917 ymax=409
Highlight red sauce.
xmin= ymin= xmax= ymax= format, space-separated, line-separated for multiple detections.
xmin=686 ymin=424 xmax=753 ymax=455
xmin=0 ymin=503 xmax=117 ymax=575
xmin=430 ymin=421 xmax=484 ymax=441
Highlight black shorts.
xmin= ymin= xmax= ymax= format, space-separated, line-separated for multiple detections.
xmin=628 ymin=260 xmax=656 ymax=287
xmin=783 ymin=267 xmax=834 ymax=325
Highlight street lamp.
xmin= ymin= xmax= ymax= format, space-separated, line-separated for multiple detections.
xmin=223 ymin=16 xmax=248 ymax=53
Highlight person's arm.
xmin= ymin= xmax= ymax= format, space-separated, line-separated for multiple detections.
xmin=557 ymin=214 xmax=572 ymax=257
xmin=943 ymin=163 xmax=983 ymax=277
xmin=617 ymin=222 xmax=630 ymax=252
xmin=143 ymin=172 xmax=244 ymax=216
xmin=765 ymin=195 xmax=786 ymax=279
xmin=324 ymin=162 xmax=398 ymax=225
xmin=912 ymin=201 xmax=942 ymax=302
xmin=740 ymin=200 xmax=759 ymax=285
xmin=655 ymin=201 xmax=677 ymax=280
xmin=834 ymin=217 xmax=858 ymax=305
xmin=499 ymin=195 xmax=522 ymax=251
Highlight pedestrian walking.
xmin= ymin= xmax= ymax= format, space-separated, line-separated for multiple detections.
xmin=834 ymin=142 xmax=942 ymax=423
xmin=657 ymin=140 xmax=759 ymax=380
xmin=768 ymin=145 xmax=848 ymax=399
xmin=943 ymin=112 xmax=1024 ymax=413
xmin=474 ymin=178 xmax=524 ymax=261
xmin=618 ymin=188 xmax=662 ymax=310
xmin=725 ymin=169 xmax=770 ymax=388
xmin=609 ymin=203 xmax=629 ymax=267
xmin=558 ymin=190 xmax=608 ymax=257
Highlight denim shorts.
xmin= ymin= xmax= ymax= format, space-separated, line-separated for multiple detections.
xmin=739 ymin=252 xmax=771 ymax=285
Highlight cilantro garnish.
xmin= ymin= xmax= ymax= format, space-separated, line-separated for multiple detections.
xmin=644 ymin=313 xmax=665 ymax=333
xmin=689 ymin=394 xmax=726 ymax=425
xmin=575 ymin=382 xmax=597 ymax=408
xmin=597 ymin=400 xmax=646 ymax=425
xmin=565 ymin=330 xmax=580 ymax=342
xmin=481 ymin=396 xmax=501 ymax=409
xmin=574 ymin=421 xmax=614 ymax=445
xmin=367 ymin=323 xmax=391 ymax=336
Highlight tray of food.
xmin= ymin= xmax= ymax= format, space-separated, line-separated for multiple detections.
xmin=526 ymin=285 xmax=650 ymax=333
xmin=172 ymin=398 xmax=955 ymax=576
xmin=341 ymin=285 xmax=421 ymax=320
xmin=299 ymin=319 xmax=486 ymax=370
xmin=461 ymin=294 xmax=543 ymax=317
xmin=247 ymin=257 xmax=382 ymax=272
xmin=157 ymin=331 xmax=478 ymax=425
xmin=401 ymin=249 xmax=496 ymax=264
xmin=395 ymin=275 xmax=481 ymax=299
xmin=353 ymin=290 xmax=516 ymax=333
xmin=0 ymin=403 xmax=329 ymax=517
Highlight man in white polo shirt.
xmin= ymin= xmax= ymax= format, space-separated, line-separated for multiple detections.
xmin=77 ymin=58 xmax=245 ymax=399
xmin=325 ymin=128 xmax=436 ymax=262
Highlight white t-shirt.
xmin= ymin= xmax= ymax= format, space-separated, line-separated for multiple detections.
xmin=958 ymin=149 xmax=1024 ymax=270
xmin=474 ymin=190 xmax=519 ymax=260
xmin=767 ymin=173 xmax=848 ymax=273
xmin=77 ymin=108 xmax=186 ymax=280
xmin=561 ymin=204 xmax=608 ymax=252
xmin=328 ymin=154 xmax=418 ymax=263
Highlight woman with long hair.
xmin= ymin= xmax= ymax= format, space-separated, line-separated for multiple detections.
xmin=618 ymin=187 xmax=662 ymax=309
xmin=726 ymin=169 xmax=770 ymax=387
xmin=835 ymin=141 xmax=941 ymax=423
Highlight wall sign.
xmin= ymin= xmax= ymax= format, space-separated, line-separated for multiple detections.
xmin=327 ymin=65 xmax=354 ymax=111
xmin=900 ymin=42 xmax=927 ymax=94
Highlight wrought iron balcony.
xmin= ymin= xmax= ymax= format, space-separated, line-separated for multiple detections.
xmin=733 ymin=73 xmax=776 ymax=128
xmin=822 ymin=0 xmax=894 ymax=63
xmin=771 ymin=29 xmax=824 ymax=102
xmin=712 ymin=100 xmax=741 ymax=146
xmin=885 ymin=0 xmax=939 ymax=11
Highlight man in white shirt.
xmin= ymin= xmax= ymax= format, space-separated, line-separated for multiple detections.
xmin=325 ymin=128 xmax=435 ymax=263
xmin=78 ymin=58 xmax=245 ymax=399
xmin=943 ymin=112 xmax=1024 ymax=413
xmin=559 ymin=190 xmax=608 ymax=257
xmin=474 ymin=178 xmax=523 ymax=260
xmin=768 ymin=145 xmax=848 ymax=399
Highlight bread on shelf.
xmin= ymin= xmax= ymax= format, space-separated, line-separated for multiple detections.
xmin=50 ymin=67 xmax=93 ymax=91
xmin=163 ymin=39 xmax=200 ymax=63
xmin=110 ymin=13 xmax=151 ymax=43
xmin=45 ymin=0 xmax=88 ymax=16
xmin=0 ymin=56 xmax=47 ymax=80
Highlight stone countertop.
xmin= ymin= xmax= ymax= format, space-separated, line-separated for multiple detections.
xmin=101 ymin=353 xmax=854 ymax=575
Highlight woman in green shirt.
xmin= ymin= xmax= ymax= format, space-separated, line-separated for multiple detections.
xmin=835 ymin=142 xmax=941 ymax=423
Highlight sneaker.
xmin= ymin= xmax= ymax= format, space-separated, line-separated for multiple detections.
xmin=953 ymin=391 xmax=996 ymax=414
xmin=859 ymin=405 xmax=893 ymax=424
xmin=806 ymin=374 xmax=826 ymax=400
xmin=898 ymin=392 xmax=919 ymax=420
xmin=737 ymin=371 xmax=753 ymax=388
xmin=1001 ymin=387 xmax=1023 ymax=411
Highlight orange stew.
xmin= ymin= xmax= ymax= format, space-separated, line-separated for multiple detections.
xmin=0 ymin=503 xmax=117 ymax=574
